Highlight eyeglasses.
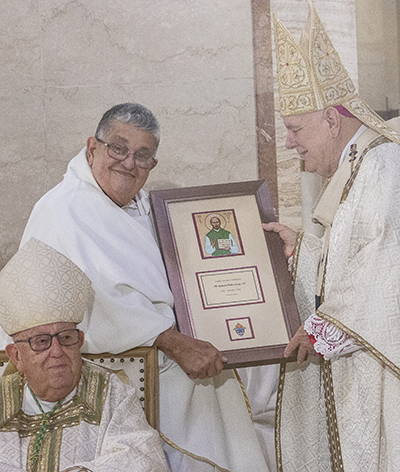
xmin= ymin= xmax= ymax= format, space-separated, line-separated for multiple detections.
xmin=96 ymin=139 xmax=157 ymax=169
xmin=14 ymin=329 xmax=80 ymax=352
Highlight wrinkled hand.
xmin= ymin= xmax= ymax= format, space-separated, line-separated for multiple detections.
xmin=262 ymin=222 xmax=297 ymax=259
xmin=284 ymin=324 xmax=316 ymax=364
xmin=155 ymin=328 xmax=228 ymax=379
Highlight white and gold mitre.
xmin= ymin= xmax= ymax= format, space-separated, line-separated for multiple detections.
xmin=274 ymin=0 xmax=400 ymax=145
xmin=0 ymin=238 xmax=92 ymax=335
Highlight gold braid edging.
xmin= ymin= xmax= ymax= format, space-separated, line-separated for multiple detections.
xmin=275 ymin=362 xmax=287 ymax=472
xmin=159 ymin=432 xmax=230 ymax=472
xmin=233 ymin=368 xmax=253 ymax=421
xmin=27 ymin=427 xmax=63 ymax=472
xmin=321 ymin=360 xmax=344 ymax=472
xmin=317 ymin=310 xmax=400 ymax=381
xmin=341 ymin=135 xmax=391 ymax=203
xmin=290 ymin=231 xmax=305 ymax=288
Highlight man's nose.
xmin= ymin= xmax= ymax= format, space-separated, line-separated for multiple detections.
xmin=48 ymin=336 xmax=64 ymax=355
xmin=120 ymin=155 xmax=138 ymax=170
xmin=285 ymin=131 xmax=297 ymax=150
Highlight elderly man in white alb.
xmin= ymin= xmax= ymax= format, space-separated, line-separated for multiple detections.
xmin=0 ymin=237 xmax=170 ymax=472
xmin=5 ymin=103 xmax=269 ymax=471
xmin=267 ymin=2 xmax=400 ymax=471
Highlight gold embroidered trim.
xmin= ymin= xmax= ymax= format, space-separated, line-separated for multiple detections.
xmin=27 ymin=427 xmax=62 ymax=472
xmin=318 ymin=234 xmax=329 ymax=305
xmin=159 ymin=432 xmax=230 ymax=472
xmin=3 ymin=374 xmax=14 ymax=419
xmin=27 ymin=432 xmax=35 ymax=471
xmin=0 ymin=370 xmax=23 ymax=425
xmin=0 ymin=362 xmax=109 ymax=434
xmin=273 ymin=12 xmax=317 ymax=115
xmin=343 ymin=99 xmax=400 ymax=146
xmin=290 ymin=231 xmax=305 ymax=288
xmin=321 ymin=360 xmax=344 ymax=471
xmin=2 ymin=362 xmax=110 ymax=472
xmin=273 ymin=4 xmax=400 ymax=145
xmin=0 ymin=362 xmax=109 ymax=472
xmin=309 ymin=6 xmax=358 ymax=110
xmin=273 ymin=3 xmax=358 ymax=116
xmin=233 ymin=369 xmax=253 ymax=421
xmin=50 ymin=428 xmax=62 ymax=472
xmin=275 ymin=362 xmax=286 ymax=472
xmin=341 ymin=136 xmax=391 ymax=203
xmin=85 ymin=364 xmax=108 ymax=418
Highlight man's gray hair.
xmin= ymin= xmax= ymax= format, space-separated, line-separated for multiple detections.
xmin=95 ymin=103 xmax=160 ymax=144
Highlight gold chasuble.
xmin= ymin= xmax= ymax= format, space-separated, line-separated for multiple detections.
xmin=0 ymin=361 xmax=108 ymax=472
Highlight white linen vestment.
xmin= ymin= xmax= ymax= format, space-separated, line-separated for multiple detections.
xmin=16 ymin=148 xmax=268 ymax=472
xmin=277 ymin=125 xmax=400 ymax=471
xmin=0 ymin=360 xmax=169 ymax=472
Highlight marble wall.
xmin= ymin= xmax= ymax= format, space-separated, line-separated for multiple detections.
xmin=0 ymin=0 xmax=369 ymax=268
xmin=356 ymin=0 xmax=400 ymax=113
xmin=0 ymin=0 xmax=258 ymax=268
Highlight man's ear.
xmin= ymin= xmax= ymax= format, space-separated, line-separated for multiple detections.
xmin=5 ymin=343 xmax=23 ymax=372
xmin=324 ymin=107 xmax=341 ymax=138
xmin=86 ymin=137 xmax=98 ymax=167
xmin=78 ymin=330 xmax=85 ymax=348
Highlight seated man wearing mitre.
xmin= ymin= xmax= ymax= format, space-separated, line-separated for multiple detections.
xmin=0 ymin=237 xmax=170 ymax=472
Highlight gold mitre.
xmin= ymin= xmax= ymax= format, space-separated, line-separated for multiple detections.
xmin=0 ymin=238 xmax=92 ymax=335
xmin=274 ymin=0 xmax=400 ymax=145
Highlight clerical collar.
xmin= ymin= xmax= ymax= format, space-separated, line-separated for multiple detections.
xmin=23 ymin=383 xmax=77 ymax=415
xmin=338 ymin=125 xmax=368 ymax=167
xmin=121 ymin=198 xmax=138 ymax=211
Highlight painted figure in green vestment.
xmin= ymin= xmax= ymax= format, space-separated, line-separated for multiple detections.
xmin=205 ymin=216 xmax=239 ymax=256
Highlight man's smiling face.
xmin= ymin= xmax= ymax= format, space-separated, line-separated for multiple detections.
xmin=283 ymin=110 xmax=340 ymax=178
xmin=87 ymin=121 xmax=158 ymax=206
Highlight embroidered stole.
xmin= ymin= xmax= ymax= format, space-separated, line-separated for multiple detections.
xmin=0 ymin=362 xmax=109 ymax=472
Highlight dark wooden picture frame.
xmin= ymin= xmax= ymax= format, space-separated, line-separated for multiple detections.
xmin=150 ymin=180 xmax=300 ymax=368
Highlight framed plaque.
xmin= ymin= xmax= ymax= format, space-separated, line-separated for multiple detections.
xmin=150 ymin=180 xmax=300 ymax=368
